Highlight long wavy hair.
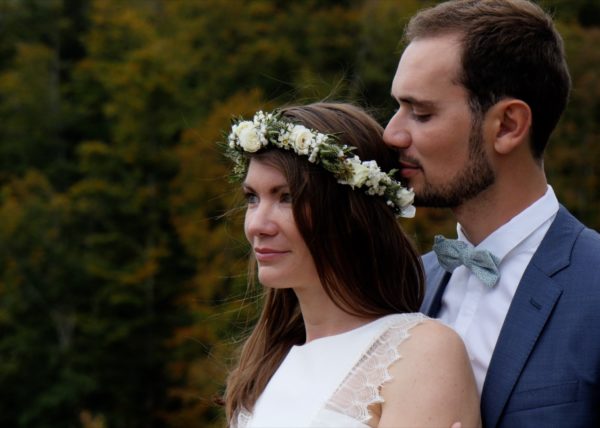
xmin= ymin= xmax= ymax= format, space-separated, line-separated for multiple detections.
xmin=224 ymin=102 xmax=424 ymax=421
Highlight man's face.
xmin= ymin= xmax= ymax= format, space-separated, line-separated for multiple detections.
xmin=383 ymin=34 xmax=494 ymax=208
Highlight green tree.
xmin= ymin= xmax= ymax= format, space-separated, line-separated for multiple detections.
xmin=0 ymin=0 xmax=193 ymax=426
xmin=0 ymin=1 xmax=597 ymax=427
xmin=0 ymin=171 xmax=90 ymax=427
xmin=546 ymin=22 xmax=600 ymax=229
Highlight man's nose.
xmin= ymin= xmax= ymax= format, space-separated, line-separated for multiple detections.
xmin=383 ymin=114 xmax=411 ymax=149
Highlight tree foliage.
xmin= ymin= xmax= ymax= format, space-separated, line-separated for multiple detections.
xmin=0 ymin=0 xmax=597 ymax=427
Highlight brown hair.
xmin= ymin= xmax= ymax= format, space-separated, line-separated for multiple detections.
xmin=224 ymin=103 xmax=424 ymax=420
xmin=405 ymin=0 xmax=571 ymax=158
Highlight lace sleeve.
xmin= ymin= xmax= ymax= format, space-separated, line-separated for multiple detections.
xmin=322 ymin=313 xmax=425 ymax=424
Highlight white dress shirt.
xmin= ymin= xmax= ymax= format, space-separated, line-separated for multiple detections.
xmin=438 ymin=186 xmax=559 ymax=394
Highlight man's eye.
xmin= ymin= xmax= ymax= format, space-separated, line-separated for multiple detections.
xmin=413 ymin=112 xmax=432 ymax=123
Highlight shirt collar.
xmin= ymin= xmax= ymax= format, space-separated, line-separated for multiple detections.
xmin=456 ymin=186 xmax=559 ymax=262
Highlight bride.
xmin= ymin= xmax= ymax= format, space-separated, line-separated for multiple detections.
xmin=221 ymin=102 xmax=480 ymax=427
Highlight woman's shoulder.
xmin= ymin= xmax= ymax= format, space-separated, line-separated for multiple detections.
xmin=399 ymin=316 xmax=469 ymax=364
xmin=381 ymin=315 xmax=474 ymax=401
xmin=372 ymin=313 xmax=469 ymax=374
xmin=378 ymin=317 xmax=480 ymax=427
xmin=382 ymin=313 xmax=464 ymax=350
xmin=411 ymin=316 xmax=465 ymax=345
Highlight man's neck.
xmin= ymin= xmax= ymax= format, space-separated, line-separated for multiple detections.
xmin=453 ymin=174 xmax=548 ymax=245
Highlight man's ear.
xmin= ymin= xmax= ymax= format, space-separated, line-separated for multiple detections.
xmin=489 ymin=99 xmax=532 ymax=155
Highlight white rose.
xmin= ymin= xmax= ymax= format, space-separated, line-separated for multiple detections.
xmin=348 ymin=162 xmax=370 ymax=188
xmin=238 ymin=125 xmax=262 ymax=152
xmin=290 ymin=125 xmax=314 ymax=155
xmin=234 ymin=121 xmax=254 ymax=138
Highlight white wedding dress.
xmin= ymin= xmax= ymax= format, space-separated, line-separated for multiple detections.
xmin=232 ymin=312 xmax=426 ymax=428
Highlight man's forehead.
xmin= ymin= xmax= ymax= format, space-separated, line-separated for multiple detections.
xmin=391 ymin=39 xmax=463 ymax=92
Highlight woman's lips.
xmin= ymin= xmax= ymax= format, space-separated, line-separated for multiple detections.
xmin=254 ymin=248 xmax=289 ymax=262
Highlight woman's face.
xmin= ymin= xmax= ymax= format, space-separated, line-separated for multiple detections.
xmin=243 ymin=158 xmax=320 ymax=290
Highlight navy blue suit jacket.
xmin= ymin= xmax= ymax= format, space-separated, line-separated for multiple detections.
xmin=421 ymin=206 xmax=600 ymax=427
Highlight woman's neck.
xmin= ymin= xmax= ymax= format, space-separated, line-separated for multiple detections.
xmin=294 ymin=287 xmax=375 ymax=343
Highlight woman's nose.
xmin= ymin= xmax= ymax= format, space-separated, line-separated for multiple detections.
xmin=245 ymin=202 xmax=278 ymax=239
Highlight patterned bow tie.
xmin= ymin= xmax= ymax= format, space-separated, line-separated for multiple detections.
xmin=432 ymin=235 xmax=501 ymax=288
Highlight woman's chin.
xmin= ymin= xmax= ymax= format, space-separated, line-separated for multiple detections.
xmin=257 ymin=272 xmax=284 ymax=289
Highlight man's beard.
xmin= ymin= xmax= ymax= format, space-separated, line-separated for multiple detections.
xmin=414 ymin=123 xmax=495 ymax=208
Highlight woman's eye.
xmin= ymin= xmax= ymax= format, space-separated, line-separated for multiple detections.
xmin=280 ymin=193 xmax=292 ymax=203
xmin=244 ymin=192 xmax=258 ymax=204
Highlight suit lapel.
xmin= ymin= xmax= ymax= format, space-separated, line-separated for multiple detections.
xmin=481 ymin=267 xmax=562 ymax=427
xmin=420 ymin=252 xmax=451 ymax=316
xmin=481 ymin=207 xmax=581 ymax=427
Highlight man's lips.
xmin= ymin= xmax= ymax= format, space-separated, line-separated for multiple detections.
xmin=254 ymin=247 xmax=289 ymax=262
xmin=399 ymin=160 xmax=421 ymax=178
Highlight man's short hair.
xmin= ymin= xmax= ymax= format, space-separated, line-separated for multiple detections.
xmin=405 ymin=0 xmax=571 ymax=158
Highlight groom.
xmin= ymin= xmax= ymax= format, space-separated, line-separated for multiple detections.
xmin=383 ymin=0 xmax=600 ymax=427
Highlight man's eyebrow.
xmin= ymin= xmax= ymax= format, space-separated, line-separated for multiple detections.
xmin=391 ymin=95 xmax=435 ymax=109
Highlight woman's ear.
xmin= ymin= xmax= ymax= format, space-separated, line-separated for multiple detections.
xmin=489 ymin=99 xmax=532 ymax=155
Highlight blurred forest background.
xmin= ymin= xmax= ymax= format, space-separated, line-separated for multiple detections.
xmin=0 ymin=0 xmax=598 ymax=427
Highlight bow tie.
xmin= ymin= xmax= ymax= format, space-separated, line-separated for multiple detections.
xmin=432 ymin=235 xmax=501 ymax=288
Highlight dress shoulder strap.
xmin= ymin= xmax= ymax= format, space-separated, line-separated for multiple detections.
xmin=322 ymin=313 xmax=426 ymax=424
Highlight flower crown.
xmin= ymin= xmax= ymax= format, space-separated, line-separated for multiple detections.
xmin=224 ymin=110 xmax=415 ymax=218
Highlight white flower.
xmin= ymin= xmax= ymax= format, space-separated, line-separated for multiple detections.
xmin=347 ymin=160 xmax=370 ymax=188
xmin=278 ymin=129 xmax=292 ymax=149
xmin=396 ymin=187 xmax=415 ymax=207
xmin=234 ymin=121 xmax=253 ymax=138
xmin=237 ymin=123 xmax=262 ymax=153
xmin=227 ymin=131 xmax=236 ymax=148
xmin=308 ymin=145 xmax=320 ymax=163
xmin=290 ymin=125 xmax=314 ymax=155
xmin=225 ymin=111 xmax=416 ymax=217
